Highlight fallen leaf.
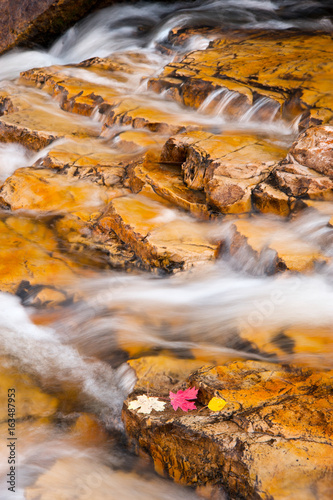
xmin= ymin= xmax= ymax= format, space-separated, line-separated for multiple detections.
xmin=208 ymin=397 xmax=227 ymax=412
xmin=128 ymin=395 xmax=166 ymax=414
xmin=169 ymin=387 xmax=198 ymax=411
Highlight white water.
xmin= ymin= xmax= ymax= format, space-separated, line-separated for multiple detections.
xmin=0 ymin=0 xmax=332 ymax=498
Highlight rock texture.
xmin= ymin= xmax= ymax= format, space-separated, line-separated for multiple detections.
xmin=161 ymin=131 xmax=286 ymax=214
xmin=123 ymin=358 xmax=333 ymax=500
xmin=149 ymin=30 xmax=333 ymax=127
xmin=253 ymin=126 xmax=333 ymax=214
xmin=0 ymin=0 xmax=116 ymax=55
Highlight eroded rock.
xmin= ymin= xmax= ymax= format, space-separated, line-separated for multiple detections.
xmin=161 ymin=131 xmax=286 ymax=213
xmin=97 ymin=194 xmax=217 ymax=272
xmin=149 ymin=30 xmax=333 ymax=127
xmin=123 ymin=359 xmax=333 ymax=500
xmin=223 ymin=217 xmax=328 ymax=274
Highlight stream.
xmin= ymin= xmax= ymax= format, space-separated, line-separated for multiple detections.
xmin=0 ymin=1 xmax=332 ymax=498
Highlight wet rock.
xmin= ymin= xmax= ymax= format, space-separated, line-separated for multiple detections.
xmin=55 ymin=213 xmax=141 ymax=271
xmin=0 ymin=358 xmax=58 ymax=420
xmin=0 ymin=162 xmax=144 ymax=272
xmin=128 ymin=156 xmax=210 ymax=218
xmin=0 ymin=84 xmax=99 ymax=150
xmin=252 ymin=126 xmax=333 ymax=215
xmin=37 ymin=138 xmax=129 ymax=187
xmin=239 ymin=325 xmax=333 ymax=368
xmin=161 ymin=131 xmax=286 ymax=213
xmin=289 ymin=125 xmax=333 ymax=176
xmin=20 ymin=65 xmax=198 ymax=136
xmin=149 ymin=30 xmax=333 ymax=126
xmin=251 ymin=182 xmax=292 ymax=216
xmin=223 ymin=217 xmax=328 ymax=274
xmin=97 ymin=194 xmax=217 ymax=272
xmin=123 ymin=359 xmax=333 ymax=500
xmin=0 ymin=214 xmax=84 ymax=297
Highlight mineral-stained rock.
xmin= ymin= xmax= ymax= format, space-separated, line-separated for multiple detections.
xmin=0 ymin=84 xmax=99 ymax=150
xmin=123 ymin=359 xmax=333 ymax=500
xmin=252 ymin=126 xmax=333 ymax=215
xmin=251 ymin=182 xmax=292 ymax=216
xmin=238 ymin=325 xmax=333 ymax=368
xmin=0 ymin=213 xmax=84 ymax=297
xmin=127 ymin=157 xmax=210 ymax=218
xmin=288 ymin=125 xmax=333 ymax=176
xmin=36 ymin=138 xmax=129 ymax=187
xmin=54 ymin=213 xmax=141 ymax=271
xmin=223 ymin=217 xmax=328 ymax=274
xmin=0 ymin=166 xmax=113 ymax=214
xmin=97 ymin=194 xmax=218 ymax=272
xmin=149 ymin=30 xmax=333 ymax=126
xmin=20 ymin=65 xmax=198 ymax=137
xmin=161 ymin=131 xmax=286 ymax=213
xmin=0 ymin=163 xmax=144 ymax=272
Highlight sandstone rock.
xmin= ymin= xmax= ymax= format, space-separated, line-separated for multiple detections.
xmin=252 ymin=126 xmax=333 ymax=215
xmin=289 ymin=125 xmax=333 ymax=176
xmin=161 ymin=131 xmax=286 ymax=214
xmin=128 ymin=157 xmax=210 ymax=218
xmin=252 ymin=182 xmax=292 ymax=216
xmin=0 ymin=84 xmax=99 ymax=150
xmin=37 ymin=138 xmax=129 ymax=187
xmin=149 ymin=30 xmax=333 ymax=126
xmin=238 ymin=325 xmax=333 ymax=368
xmin=54 ymin=213 xmax=141 ymax=271
xmin=0 ymin=162 xmax=144 ymax=272
xmin=0 ymin=166 xmax=112 ymax=214
xmin=123 ymin=359 xmax=333 ymax=500
xmin=20 ymin=66 xmax=198 ymax=137
xmin=0 ymin=214 xmax=84 ymax=297
xmin=97 ymin=194 xmax=217 ymax=273
xmin=223 ymin=217 xmax=328 ymax=273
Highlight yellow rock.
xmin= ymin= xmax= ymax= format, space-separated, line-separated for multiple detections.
xmin=98 ymin=194 xmax=217 ymax=272
xmin=123 ymin=360 xmax=333 ymax=499
xmin=227 ymin=217 xmax=329 ymax=273
xmin=150 ymin=31 xmax=333 ymax=126
xmin=161 ymin=131 xmax=286 ymax=213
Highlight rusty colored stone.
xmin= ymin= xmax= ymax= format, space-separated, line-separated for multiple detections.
xmin=97 ymin=194 xmax=217 ymax=273
xmin=224 ymin=217 xmax=329 ymax=274
xmin=149 ymin=30 xmax=333 ymax=126
xmin=289 ymin=125 xmax=333 ymax=176
xmin=161 ymin=131 xmax=286 ymax=213
xmin=123 ymin=359 xmax=333 ymax=500
xmin=128 ymin=156 xmax=210 ymax=218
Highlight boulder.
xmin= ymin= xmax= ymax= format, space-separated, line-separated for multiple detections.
xmin=0 ymin=0 xmax=116 ymax=55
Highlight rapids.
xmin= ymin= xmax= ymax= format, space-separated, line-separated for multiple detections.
xmin=0 ymin=0 xmax=332 ymax=498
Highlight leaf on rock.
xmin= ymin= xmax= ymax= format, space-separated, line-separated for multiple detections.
xmin=208 ymin=396 xmax=227 ymax=412
xmin=128 ymin=395 xmax=166 ymax=414
xmin=169 ymin=387 xmax=198 ymax=411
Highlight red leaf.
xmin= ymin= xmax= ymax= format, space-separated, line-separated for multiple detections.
xmin=169 ymin=387 xmax=198 ymax=411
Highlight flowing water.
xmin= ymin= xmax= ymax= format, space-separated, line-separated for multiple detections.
xmin=0 ymin=0 xmax=332 ymax=498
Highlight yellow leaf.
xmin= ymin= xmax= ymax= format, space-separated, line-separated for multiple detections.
xmin=208 ymin=397 xmax=227 ymax=412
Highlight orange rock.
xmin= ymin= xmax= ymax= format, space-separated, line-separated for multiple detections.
xmin=98 ymin=194 xmax=217 ymax=272
xmin=123 ymin=359 xmax=333 ymax=499
xmin=161 ymin=131 xmax=286 ymax=213
xmin=149 ymin=30 xmax=333 ymax=126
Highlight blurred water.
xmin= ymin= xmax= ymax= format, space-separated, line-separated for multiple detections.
xmin=0 ymin=0 xmax=332 ymax=498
